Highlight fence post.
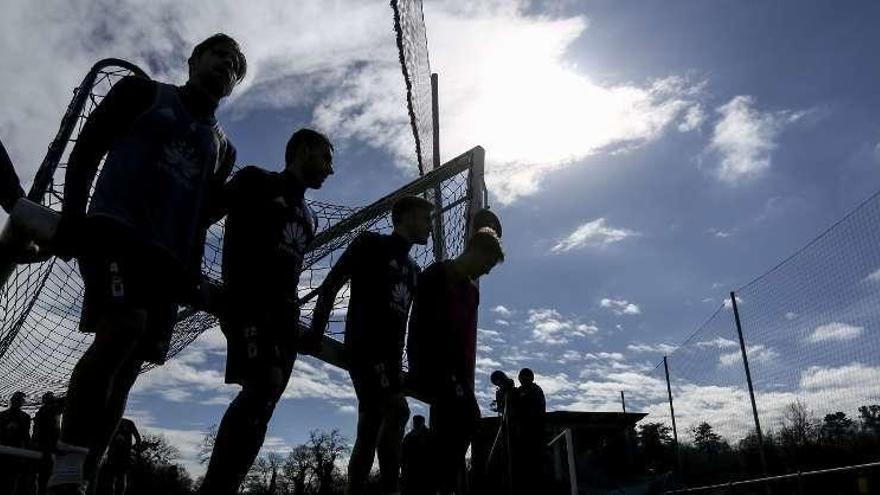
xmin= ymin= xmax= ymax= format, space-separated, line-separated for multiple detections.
xmin=621 ymin=390 xmax=627 ymax=413
xmin=664 ymin=355 xmax=680 ymax=468
xmin=429 ymin=73 xmax=446 ymax=261
xmin=730 ymin=291 xmax=769 ymax=478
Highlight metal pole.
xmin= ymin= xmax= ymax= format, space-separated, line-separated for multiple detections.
xmin=621 ymin=390 xmax=627 ymax=413
xmin=664 ymin=356 xmax=680 ymax=466
xmin=564 ymin=429 xmax=578 ymax=495
xmin=730 ymin=291 xmax=769 ymax=477
xmin=429 ymin=73 xmax=446 ymax=261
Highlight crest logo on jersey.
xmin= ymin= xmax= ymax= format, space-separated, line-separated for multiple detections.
xmin=161 ymin=139 xmax=202 ymax=187
xmin=280 ymin=221 xmax=308 ymax=256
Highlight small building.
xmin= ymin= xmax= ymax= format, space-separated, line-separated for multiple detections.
xmin=471 ymin=410 xmax=649 ymax=494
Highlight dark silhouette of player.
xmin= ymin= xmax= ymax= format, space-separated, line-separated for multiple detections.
xmin=407 ymin=227 xmax=504 ymax=495
xmin=33 ymin=392 xmax=64 ymax=495
xmin=401 ymin=415 xmax=434 ymax=495
xmin=48 ymin=34 xmax=246 ymax=494
xmin=97 ymin=418 xmax=140 ymax=495
xmin=512 ymin=368 xmax=546 ymax=494
xmin=309 ymin=195 xmax=434 ymax=495
xmin=0 ymin=391 xmax=33 ymax=494
xmin=198 ymin=129 xmax=335 ymax=494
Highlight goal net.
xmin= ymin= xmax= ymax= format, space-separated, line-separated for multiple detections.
xmin=0 ymin=1 xmax=484 ymax=405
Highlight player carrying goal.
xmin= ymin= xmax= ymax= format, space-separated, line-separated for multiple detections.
xmin=46 ymin=34 xmax=246 ymax=494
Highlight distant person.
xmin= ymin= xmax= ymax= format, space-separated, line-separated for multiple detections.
xmin=0 ymin=391 xmax=33 ymax=494
xmin=99 ymin=418 xmax=141 ymax=495
xmin=408 ymin=227 xmax=504 ymax=495
xmin=401 ymin=415 xmax=434 ymax=495
xmin=310 ymin=195 xmax=434 ymax=495
xmin=33 ymin=392 xmax=64 ymax=495
xmin=48 ymin=34 xmax=246 ymax=494
xmin=513 ymin=368 xmax=546 ymax=494
xmin=199 ymin=129 xmax=335 ymax=494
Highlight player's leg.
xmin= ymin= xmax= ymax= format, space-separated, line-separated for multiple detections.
xmin=200 ymin=361 xmax=292 ymax=495
xmin=346 ymin=406 xmax=383 ymax=495
xmin=376 ymin=392 xmax=410 ymax=494
xmin=50 ymin=309 xmax=147 ymax=492
xmin=84 ymin=357 xmax=143 ymax=492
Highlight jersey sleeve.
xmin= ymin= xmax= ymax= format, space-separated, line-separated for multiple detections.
xmin=310 ymin=232 xmax=371 ymax=333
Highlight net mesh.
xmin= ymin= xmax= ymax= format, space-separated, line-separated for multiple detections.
xmin=630 ymin=191 xmax=880 ymax=481
xmin=391 ymin=0 xmax=433 ymax=175
xmin=0 ymin=58 xmax=481 ymax=405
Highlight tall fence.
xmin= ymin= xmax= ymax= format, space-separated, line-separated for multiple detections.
xmin=630 ymin=190 xmax=880 ymax=487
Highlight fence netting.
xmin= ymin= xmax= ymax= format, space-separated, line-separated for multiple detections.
xmin=391 ymin=0 xmax=433 ymax=175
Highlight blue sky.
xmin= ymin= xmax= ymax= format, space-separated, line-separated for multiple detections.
xmin=2 ymin=0 xmax=880 ymax=475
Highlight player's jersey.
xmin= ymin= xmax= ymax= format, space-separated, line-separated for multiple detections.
xmin=221 ymin=166 xmax=316 ymax=313
xmin=0 ymin=408 xmax=31 ymax=447
xmin=332 ymin=232 xmax=419 ymax=367
xmin=88 ymin=81 xmax=230 ymax=268
xmin=407 ymin=260 xmax=480 ymax=395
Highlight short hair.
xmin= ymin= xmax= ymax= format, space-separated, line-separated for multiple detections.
xmin=519 ymin=368 xmax=534 ymax=381
xmin=285 ymin=128 xmax=334 ymax=166
xmin=391 ymin=195 xmax=434 ymax=226
xmin=10 ymin=391 xmax=25 ymax=403
xmin=189 ymin=33 xmax=247 ymax=83
xmin=467 ymin=227 xmax=504 ymax=263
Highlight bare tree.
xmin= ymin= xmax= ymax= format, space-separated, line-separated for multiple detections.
xmin=779 ymin=400 xmax=818 ymax=448
xmin=309 ymin=429 xmax=350 ymax=495
xmin=197 ymin=423 xmax=217 ymax=465
xmin=284 ymin=445 xmax=313 ymax=495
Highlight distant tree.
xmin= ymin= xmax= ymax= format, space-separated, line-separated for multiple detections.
xmin=638 ymin=422 xmax=673 ymax=469
xmin=820 ymin=412 xmax=854 ymax=445
xmin=197 ymin=423 xmax=217 ymax=466
xmin=127 ymin=433 xmax=193 ymax=495
xmin=779 ymin=400 xmax=818 ymax=448
xmin=858 ymin=404 xmax=880 ymax=434
xmin=283 ymin=445 xmax=313 ymax=495
xmin=691 ymin=422 xmax=723 ymax=452
xmin=245 ymin=451 xmax=284 ymax=494
xmin=308 ymin=429 xmax=350 ymax=495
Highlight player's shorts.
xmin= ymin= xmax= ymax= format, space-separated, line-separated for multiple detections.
xmin=221 ymin=305 xmax=299 ymax=386
xmin=78 ymin=222 xmax=182 ymax=365
xmin=349 ymin=359 xmax=404 ymax=413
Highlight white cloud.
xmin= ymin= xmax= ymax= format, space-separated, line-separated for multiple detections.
xmin=551 ymin=218 xmax=639 ymax=253
xmin=722 ymin=294 xmax=743 ymax=309
xmin=805 ymin=322 xmax=863 ymax=344
xmin=864 ymin=268 xmax=880 ymax=283
xmin=695 ymin=337 xmax=738 ymax=349
xmin=527 ymin=308 xmax=597 ymax=344
xmin=600 ymin=297 xmax=642 ymax=315
xmin=627 ymin=343 xmax=677 ymax=354
xmin=492 ymin=305 xmax=513 ymax=317
xmin=707 ymin=95 xmax=802 ymax=183
xmin=718 ymin=344 xmax=778 ymax=367
xmin=678 ymin=104 xmax=706 ymax=132
xmin=784 ymin=312 xmax=798 ymax=320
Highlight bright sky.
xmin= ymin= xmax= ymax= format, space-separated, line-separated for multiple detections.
xmin=2 ymin=0 xmax=880 ymax=477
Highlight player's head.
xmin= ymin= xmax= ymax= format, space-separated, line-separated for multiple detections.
xmin=285 ymin=128 xmax=334 ymax=189
xmin=518 ymin=368 xmax=534 ymax=385
xmin=459 ymin=227 xmax=504 ymax=279
xmin=10 ymin=391 xmax=25 ymax=409
xmin=392 ymin=195 xmax=434 ymax=245
xmin=41 ymin=391 xmax=55 ymax=404
xmin=412 ymin=415 xmax=426 ymax=430
xmin=188 ymin=33 xmax=247 ymax=101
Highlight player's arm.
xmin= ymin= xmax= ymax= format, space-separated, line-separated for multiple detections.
xmin=204 ymin=142 xmax=237 ymax=225
xmin=58 ymin=76 xmax=154 ymax=257
xmin=307 ymin=233 xmax=366 ymax=342
xmin=62 ymin=76 xmax=153 ymax=218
